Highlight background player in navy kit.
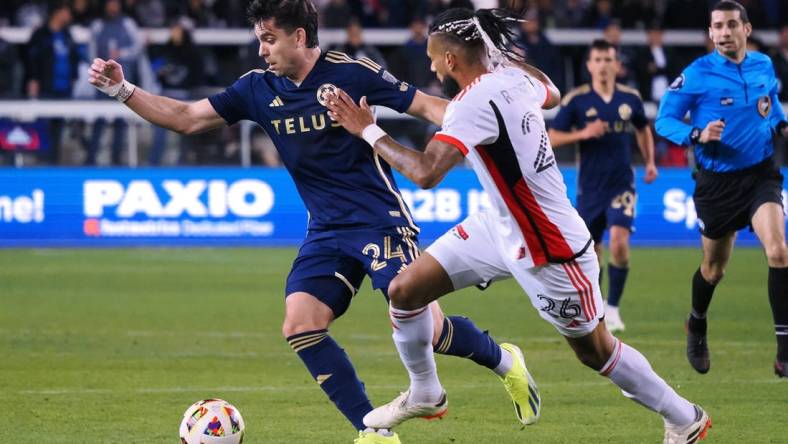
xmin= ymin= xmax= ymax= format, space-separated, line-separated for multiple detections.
xmin=656 ymin=0 xmax=788 ymax=377
xmin=87 ymin=1 xmax=530 ymax=442
xmin=548 ymin=39 xmax=658 ymax=333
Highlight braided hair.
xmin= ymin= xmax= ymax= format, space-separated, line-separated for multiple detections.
xmin=428 ymin=7 xmax=526 ymax=66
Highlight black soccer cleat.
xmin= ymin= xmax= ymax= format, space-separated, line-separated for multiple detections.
xmin=685 ymin=316 xmax=710 ymax=374
xmin=775 ymin=360 xmax=788 ymax=378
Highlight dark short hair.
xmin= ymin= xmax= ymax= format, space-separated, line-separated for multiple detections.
xmin=711 ymin=0 xmax=750 ymax=24
xmin=246 ymin=0 xmax=319 ymax=48
xmin=587 ymin=39 xmax=618 ymax=60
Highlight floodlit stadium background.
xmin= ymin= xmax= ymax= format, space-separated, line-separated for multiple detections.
xmin=1 ymin=1 xmax=787 ymax=443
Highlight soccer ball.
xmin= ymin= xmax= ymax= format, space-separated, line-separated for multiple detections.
xmin=179 ymin=399 xmax=245 ymax=444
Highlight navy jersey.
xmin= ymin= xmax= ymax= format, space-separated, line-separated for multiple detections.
xmin=208 ymin=50 xmax=419 ymax=232
xmin=551 ymin=84 xmax=648 ymax=197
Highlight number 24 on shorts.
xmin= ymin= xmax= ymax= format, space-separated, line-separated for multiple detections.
xmin=363 ymin=235 xmax=409 ymax=272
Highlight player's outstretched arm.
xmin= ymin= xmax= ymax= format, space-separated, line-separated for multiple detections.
xmin=327 ymin=90 xmax=463 ymax=189
xmin=88 ymin=58 xmax=225 ymax=135
xmin=406 ymin=90 xmax=449 ymax=126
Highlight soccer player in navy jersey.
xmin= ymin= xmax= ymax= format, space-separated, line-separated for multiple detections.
xmin=548 ymin=39 xmax=658 ymax=333
xmin=87 ymin=1 xmax=534 ymax=442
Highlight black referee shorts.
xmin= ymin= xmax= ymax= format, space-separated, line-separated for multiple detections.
xmin=693 ymin=157 xmax=784 ymax=240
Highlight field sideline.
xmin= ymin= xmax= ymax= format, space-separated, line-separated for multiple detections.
xmin=1 ymin=247 xmax=784 ymax=443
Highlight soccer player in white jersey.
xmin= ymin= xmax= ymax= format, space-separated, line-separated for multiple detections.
xmin=327 ymin=8 xmax=711 ymax=443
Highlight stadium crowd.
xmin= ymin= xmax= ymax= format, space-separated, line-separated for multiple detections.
xmin=0 ymin=0 xmax=786 ymax=166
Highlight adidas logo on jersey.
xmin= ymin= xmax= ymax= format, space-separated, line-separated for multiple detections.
xmin=269 ymin=96 xmax=284 ymax=107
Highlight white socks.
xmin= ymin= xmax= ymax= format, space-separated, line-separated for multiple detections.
xmin=389 ymin=304 xmax=443 ymax=403
xmin=493 ymin=346 xmax=514 ymax=377
xmin=601 ymin=339 xmax=696 ymax=427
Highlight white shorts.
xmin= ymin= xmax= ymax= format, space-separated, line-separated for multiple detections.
xmin=426 ymin=211 xmax=604 ymax=338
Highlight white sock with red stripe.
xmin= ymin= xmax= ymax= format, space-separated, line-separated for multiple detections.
xmin=600 ymin=339 xmax=696 ymax=427
xmin=390 ymin=304 xmax=443 ymax=404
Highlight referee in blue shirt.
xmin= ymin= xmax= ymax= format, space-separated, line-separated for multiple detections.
xmin=656 ymin=0 xmax=788 ymax=377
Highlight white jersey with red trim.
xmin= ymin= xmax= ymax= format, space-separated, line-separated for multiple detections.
xmin=433 ymin=66 xmax=592 ymax=268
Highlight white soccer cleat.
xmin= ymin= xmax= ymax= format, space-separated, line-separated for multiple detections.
xmin=605 ymin=307 xmax=626 ymax=333
xmin=663 ymin=405 xmax=711 ymax=444
xmin=363 ymin=389 xmax=448 ymax=429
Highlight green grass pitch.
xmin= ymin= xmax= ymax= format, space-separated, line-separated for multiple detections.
xmin=1 ymin=247 xmax=785 ymax=443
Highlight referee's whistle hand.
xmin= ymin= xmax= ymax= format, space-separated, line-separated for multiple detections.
xmin=700 ymin=120 xmax=725 ymax=143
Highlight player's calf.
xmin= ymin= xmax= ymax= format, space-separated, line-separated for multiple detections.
xmin=568 ymin=324 xmax=699 ymax=431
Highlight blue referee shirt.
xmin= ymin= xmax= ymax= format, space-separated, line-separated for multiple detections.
xmin=655 ymin=50 xmax=787 ymax=172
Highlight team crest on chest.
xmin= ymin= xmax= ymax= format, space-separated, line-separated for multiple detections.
xmin=618 ymin=103 xmax=632 ymax=120
xmin=317 ymin=83 xmax=338 ymax=107
xmin=758 ymin=95 xmax=771 ymax=118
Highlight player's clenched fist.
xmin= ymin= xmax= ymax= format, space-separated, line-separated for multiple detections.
xmin=700 ymin=119 xmax=725 ymax=143
xmin=87 ymin=58 xmax=136 ymax=103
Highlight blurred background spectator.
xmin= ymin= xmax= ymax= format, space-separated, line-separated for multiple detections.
xmin=322 ymin=0 xmax=353 ymax=28
xmin=25 ymin=1 xmax=82 ymax=164
xmin=517 ymin=8 xmax=565 ymax=93
xmin=582 ymin=0 xmax=614 ymax=29
xmin=662 ymin=0 xmax=710 ymax=29
xmin=775 ymin=24 xmax=788 ymax=102
xmin=86 ymin=0 xmax=142 ymax=165
xmin=147 ymin=18 xmax=203 ymax=165
xmin=0 ymin=32 xmax=20 ymax=99
xmin=636 ymin=22 xmax=675 ymax=103
xmin=70 ymin=0 xmax=98 ymax=26
xmin=330 ymin=18 xmax=387 ymax=67
xmin=0 ymin=0 xmax=785 ymax=167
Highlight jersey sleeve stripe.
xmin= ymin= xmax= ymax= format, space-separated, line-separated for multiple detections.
xmin=542 ymin=81 xmax=551 ymax=108
xmin=433 ymin=133 xmax=469 ymax=156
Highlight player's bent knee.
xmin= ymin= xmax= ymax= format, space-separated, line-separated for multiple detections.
xmin=700 ymin=263 xmax=725 ymax=285
xmin=387 ymin=274 xmax=421 ymax=309
xmin=281 ymin=317 xmax=330 ymax=339
xmin=281 ymin=304 xmax=332 ymax=338
xmin=764 ymin=244 xmax=788 ymax=267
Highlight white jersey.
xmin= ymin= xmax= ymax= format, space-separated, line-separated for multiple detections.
xmin=433 ymin=66 xmax=592 ymax=268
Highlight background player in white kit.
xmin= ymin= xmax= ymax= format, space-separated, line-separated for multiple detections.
xmin=327 ymin=8 xmax=710 ymax=443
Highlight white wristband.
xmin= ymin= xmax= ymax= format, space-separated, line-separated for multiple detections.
xmin=361 ymin=124 xmax=387 ymax=147
xmin=95 ymin=78 xmax=136 ymax=103
xmin=112 ymin=80 xmax=136 ymax=103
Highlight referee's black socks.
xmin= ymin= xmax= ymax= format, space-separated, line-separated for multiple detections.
xmin=689 ymin=267 xmax=717 ymax=335
xmin=768 ymin=267 xmax=788 ymax=362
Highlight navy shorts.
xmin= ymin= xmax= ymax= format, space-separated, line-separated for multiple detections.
xmin=285 ymin=227 xmax=420 ymax=318
xmin=577 ymin=187 xmax=636 ymax=243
